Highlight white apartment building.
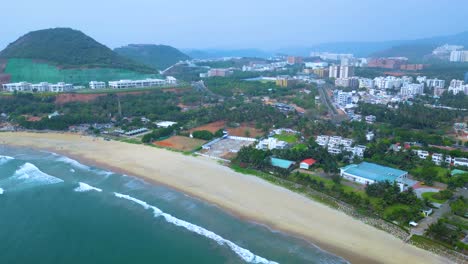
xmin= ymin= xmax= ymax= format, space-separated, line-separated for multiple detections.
xmin=450 ymin=50 xmax=468 ymax=62
xmin=339 ymin=66 xmax=354 ymax=78
xmin=335 ymin=77 xmax=359 ymax=88
xmin=374 ymin=76 xmax=403 ymax=89
xmin=49 ymin=82 xmax=73 ymax=92
xmin=359 ymin=78 xmax=374 ymax=89
xmin=400 ymin=83 xmax=424 ymax=96
xmin=450 ymin=79 xmax=464 ymax=88
xmin=109 ymin=78 xmax=170 ymax=89
xmin=329 ymin=65 xmax=340 ymax=78
xmin=453 ymin=158 xmax=468 ymax=167
xmin=89 ymin=81 xmax=106 ymax=89
xmin=426 ymin=78 xmax=445 ymax=89
xmin=432 ymin=153 xmax=443 ymax=165
xmin=335 ymin=91 xmax=353 ymax=106
xmin=3 ymin=81 xmax=72 ymax=93
xmin=310 ymin=52 xmax=353 ymax=61
xmin=2 ymin=82 xmax=32 ymax=92
xmin=448 ymin=85 xmax=468 ymax=95
xmin=305 ymin=62 xmax=328 ymax=68
xmin=416 ymin=76 xmax=427 ymax=83
xmin=31 ymin=82 xmax=51 ymax=92
xmin=166 ymin=76 xmax=177 ymax=85
xmin=256 ymin=137 xmax=288 ymax=150
xmin=365 ymin=115 xmax=376 ymax=124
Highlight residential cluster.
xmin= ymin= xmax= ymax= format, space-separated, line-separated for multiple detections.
xmin=315 ymin=135 xmax=366 ymax=158
xmin=1 ymin=77 xmax=178 ymax=93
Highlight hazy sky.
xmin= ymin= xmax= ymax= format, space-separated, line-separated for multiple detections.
xmin=1 ymin=0 xmax=468 ymax=50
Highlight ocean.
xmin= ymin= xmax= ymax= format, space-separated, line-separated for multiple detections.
xmin=0 ymin=146 xmax=348 ymax=264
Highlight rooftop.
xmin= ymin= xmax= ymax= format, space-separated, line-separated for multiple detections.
xmin=341 ymin=162 xmax=407 ymax=182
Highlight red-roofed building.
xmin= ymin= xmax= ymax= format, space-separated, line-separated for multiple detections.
xmin=300 ymin=158 xmax=317 ymax=170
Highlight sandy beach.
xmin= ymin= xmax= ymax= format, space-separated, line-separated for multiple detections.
xmin=0 ymin=132 xmax=450 ymax=264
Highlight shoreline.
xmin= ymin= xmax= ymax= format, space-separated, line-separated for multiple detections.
xmin=0 ymin=132 xmax=450 ymax=264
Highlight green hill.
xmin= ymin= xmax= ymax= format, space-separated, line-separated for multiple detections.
xmin=114 ymin=44 xmax=190 ymax=70
xmin=0 ymin=28 xmax=155 ymax=73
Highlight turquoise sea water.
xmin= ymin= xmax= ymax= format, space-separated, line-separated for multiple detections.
xmin=0 ymin=146 xmax=348 ymax=264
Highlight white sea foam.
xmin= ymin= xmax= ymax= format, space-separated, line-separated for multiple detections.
xmin=55 ymin=156 xmax=90 ymax=170
xmin=70 ymin=169 xmax=75 ymax=173
xmin=74 ymin=182 xmax=102 ymax=192
xmin=0 ymin=155 xmax=14 ymax=165
xmin=12 ymin=163 xmax=64 ymax=185
xmin=0 ymin=188 xmax=4 ymax=194
xmin=114 ymin=192 xmax=278 ymax=264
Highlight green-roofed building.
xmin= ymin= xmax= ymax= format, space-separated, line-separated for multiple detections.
xmin=270 ymin=157 xmax=295 ymax=170
xmin=340 ymin=162 xmax=408 ymax=187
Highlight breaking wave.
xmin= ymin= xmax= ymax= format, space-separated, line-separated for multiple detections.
xmin=0 ymin=155 xmax=14 ymax=165
xmin=12 ymin=163 xmax=64 ymax=184
xmin=114 ymin=192 xmax=278 ymax=264
xmin=74 ymin=182 xmax=102 ymax=193
xmin=0 ymin=188 xmax=4 ymax=195
xmin=55 ymin=156 xmax=90 ymax=171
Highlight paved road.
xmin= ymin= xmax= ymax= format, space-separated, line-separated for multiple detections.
xmin=410 ymin=188 xmax=467 ymax=236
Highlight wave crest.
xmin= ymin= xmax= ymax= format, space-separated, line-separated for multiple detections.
xmin=74 ymin=182 xmax=102 ymax=193
xmin=114 ymin=192 xmax=278 ymax=264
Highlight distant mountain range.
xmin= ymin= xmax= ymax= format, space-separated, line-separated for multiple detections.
xmin=183 ymin=31 xmax=468 ymax=61
xmin=184 ymin=49 xmax=273 ymax=59
xmin=115 ymin=44 xmax=190 ymax=70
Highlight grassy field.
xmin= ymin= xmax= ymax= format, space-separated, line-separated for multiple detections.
xmin=274 ymin=132 xmax=299 ymax=143
xmin=4 ymin=58 xmax=159 ymax=85
xmin=411 ymin=166 xmax=450 ymax=183
xmin=422 ymin=192 xmax=447 ymax=203
xmin=383 ymin=204 xmax=411 ymax=219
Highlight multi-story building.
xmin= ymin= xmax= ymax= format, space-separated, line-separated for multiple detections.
xmin=207 ymin=68 xmax=233 ymax=77
xmin=287 ymin=56 xmax=303 ymax=65
xmin=365 ymin=115 xmax=376 ymax=124
xmin=276 ymin=76 xmax=298 ymax=87
xmin=400 ymin=83 xmax=424 ymax=96
xmin=373 ymin=76 xmax=403 ymax=89
xmin=310 ymin=52 xmax=353 ymax=61
xmin=426 ymin=78 xmax=445 ymax=89
xmin=448 ymin=85 xmax=468 ymax=95
xmin=334 ymin=91 xmax=353 ymax=106
xmin=313 ymin=68 xmax=329 ymax=78
xmin=416 ymin=76 xmax=427 ymax=83
xmin=339 ymin=66 xmax=354 ymax=78
xmin=2 ymin=82 xmax=32 ymax=92
xmin=450 ymin=79 xmax=465 ymax=88
xmin=49 ymin=82 xmax=73 ymax=92
xmin=359 ymin=78 xmax=374 ymax=89
xmin=335 ymin=77 xmax=359 ymax=88
xmin=450 ymin=50 xmax=468 ymax=62
xmin=453 ymin=157 xmax=468 ymax=167
xmin=256 ymin=137 xmax=288 ymax=150
xmin=305 ymin=62 xmax=328 ymax=68
xmin=329 ymin=65 xmax=340 ymax=78
xmin=109 ymin=78 xmax=170 ymax=89
xmin=89 ymin=81 xmax=106 ymax=89
xmin=367 ymin=58 xmax=407 ymax=69
xmin=31 ymin=82 xmax=51 ymax=92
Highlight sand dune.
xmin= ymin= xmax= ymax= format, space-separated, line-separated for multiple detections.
xmin=0 ymin=132 xmax=449 ymax=264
